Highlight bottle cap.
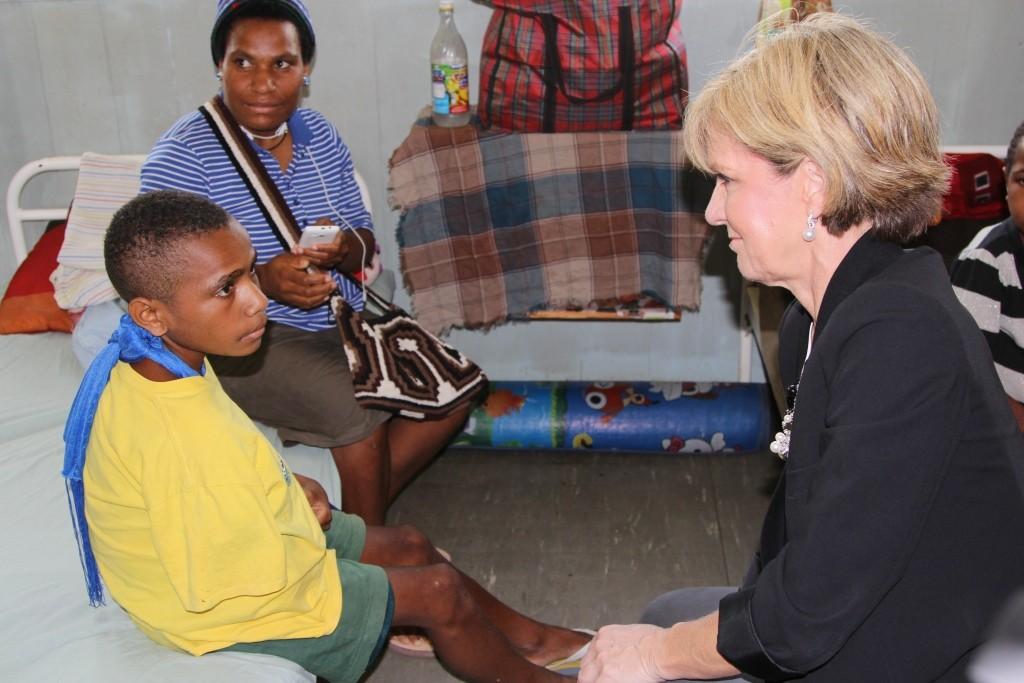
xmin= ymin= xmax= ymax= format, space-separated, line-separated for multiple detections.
xmin=439 ymin=0 xmax=454 ymax=9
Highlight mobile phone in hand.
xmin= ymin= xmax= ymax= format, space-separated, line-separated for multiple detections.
xmin=298 ymin=225 xmax=340 ymax=248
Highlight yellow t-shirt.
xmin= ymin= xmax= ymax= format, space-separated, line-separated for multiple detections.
xmin=83 ymin=361 xmax=341 ymax=655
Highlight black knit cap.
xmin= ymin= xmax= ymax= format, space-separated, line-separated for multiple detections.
xmin=211 ymin=0 xmax=316 ymax=65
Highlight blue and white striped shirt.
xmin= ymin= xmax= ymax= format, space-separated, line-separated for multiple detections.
xmin=140 ymin=107 xmax=371 ymax=330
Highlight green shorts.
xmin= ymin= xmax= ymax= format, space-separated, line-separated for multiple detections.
xmin=225 ymin=512 xmax=393 ymax=683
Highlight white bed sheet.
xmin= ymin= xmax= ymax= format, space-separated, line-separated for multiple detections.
xmin=0 ymin=426 xmax=314 ymax=682
xmin=0 ymin=331 xmax=342 ymax=681
xmin=0 ymin=332 xmax=83 ymax=443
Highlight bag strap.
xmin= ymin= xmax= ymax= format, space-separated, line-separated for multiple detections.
xmin=619 ymin=5 xmax=635 ymax=131
xmin=199 ymin=96 xmax=302 ymax=250
xmin=540 ymin=5 xmax=636 ymax=132
xmin=198 ymin=96 xmax=388 ymax=309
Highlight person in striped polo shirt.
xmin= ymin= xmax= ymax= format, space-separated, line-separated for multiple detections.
xmin=951 ymin=119 xmax=1024 ymax=431
xmin=141 ymin=0 xmax=470 ymax=526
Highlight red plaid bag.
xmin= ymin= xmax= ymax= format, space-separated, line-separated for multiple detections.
xmin=475 ymin=0 xmax=687 ymax=132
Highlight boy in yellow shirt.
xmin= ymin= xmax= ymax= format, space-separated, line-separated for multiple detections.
xmin=62 ymin=190 xmax=589 ymax=682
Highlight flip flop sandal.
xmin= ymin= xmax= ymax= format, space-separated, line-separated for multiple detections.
xmin=388 ymin=630 xmax=436 ymax=658
xmin=545 ymin=629 xmax=596 ymax=676
xmin=385 ymin=547 xmax=452 ymax=658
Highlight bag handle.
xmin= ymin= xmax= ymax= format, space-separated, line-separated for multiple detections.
xmin=199 ymin=96 xmax=303 ymax=249
xmin=199 ymin=96 xmax=383 ymax=307
xmin=482 ymin=9 xmax=511 ymax=129
xmin=540 ymin=5 xmax=635 ymax=132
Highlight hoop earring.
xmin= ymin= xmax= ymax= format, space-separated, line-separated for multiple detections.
xmin=216 ymin=71 xmax=222 ymax=81
xmin=303 ymin=75 xmax=311 ymax=87
xmin=802 ymin=213 xmax=817 ymax=242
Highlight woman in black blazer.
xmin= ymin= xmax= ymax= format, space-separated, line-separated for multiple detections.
xmin=579 ymin=13 xmax=1024 ymax=683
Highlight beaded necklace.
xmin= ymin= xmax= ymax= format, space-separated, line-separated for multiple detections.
xmin=769 ymin=323 xmax=814 ymax=461
xmin=240 ymin=122 xmax=290 ymax=151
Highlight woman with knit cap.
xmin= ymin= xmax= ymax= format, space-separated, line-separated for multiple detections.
xmin=141 ymin=0 xmax=470 ymax=529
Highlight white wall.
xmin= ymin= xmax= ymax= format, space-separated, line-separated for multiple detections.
xmin=2 ymin=0 xmax=1021 ymax=382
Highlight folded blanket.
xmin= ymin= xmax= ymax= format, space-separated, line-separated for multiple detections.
xmin=389 ymin=110 xmax=712 ymax=333
xmin=52 ymin=153 xmax=143 ymax=310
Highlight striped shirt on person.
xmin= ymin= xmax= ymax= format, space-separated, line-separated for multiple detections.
xmin=140 ymin=108 xmax=371 ymax=331
xmin=951 ymin=217 xmax=1024 ymax=402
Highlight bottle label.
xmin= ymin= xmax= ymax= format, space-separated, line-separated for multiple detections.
xmin=431 ymin=63 xmax=469 ymax=116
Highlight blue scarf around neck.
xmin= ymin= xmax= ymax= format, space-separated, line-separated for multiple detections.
xmin=62 ymin=315 xmax=204 ymax=606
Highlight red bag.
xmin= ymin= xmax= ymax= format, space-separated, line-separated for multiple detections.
xmin=942 ymin=153 xmax=1009 ymax=222
xmin=476 ymin=0 xmax=687 ymax=132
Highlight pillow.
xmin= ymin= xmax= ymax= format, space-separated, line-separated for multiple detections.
xmin=52 ymin=152 xmax=143 ymax=310
xmin=0 ymin=223 xmax=74 ymax=334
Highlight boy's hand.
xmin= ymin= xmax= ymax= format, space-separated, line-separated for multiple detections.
xmin=294 ymin=474 xmax=333 ymax=530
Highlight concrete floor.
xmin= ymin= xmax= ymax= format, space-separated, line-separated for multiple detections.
xmin=364 ymin=447 xmax=780 ymax=683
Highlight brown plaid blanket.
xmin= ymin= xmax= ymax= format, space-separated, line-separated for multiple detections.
xmin=389 ymin=109 xmax=713 ymax=333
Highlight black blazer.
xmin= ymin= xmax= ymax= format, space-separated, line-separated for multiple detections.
xmin=717 ymin=234 xmax=1024 ymax=682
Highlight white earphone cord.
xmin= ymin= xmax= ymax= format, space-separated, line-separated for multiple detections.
xmin=307 ymin=148 xmax=369 ymax=304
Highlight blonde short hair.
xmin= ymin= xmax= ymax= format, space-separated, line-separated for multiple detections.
xmin=683 ymin=13 xmax=949 ymax=240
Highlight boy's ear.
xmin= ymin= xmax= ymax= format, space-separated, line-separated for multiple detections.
xmin=127 ymin=298 xmax=169 ymax=337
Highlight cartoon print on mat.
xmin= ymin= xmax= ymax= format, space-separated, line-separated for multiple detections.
xmin=648 ymin=381 xmax=717 ymax=401
xmin=680 ymin=381 xmax=718 ymax=398
xmin=456 ymin=387 xmax=528 ymax=447
xmin=662 ymin=432 xmax=736 ymax=453
xmin=455 ymin=412 xmax=487 ymax=446
xmin=483 ymin=387 xmax=527 ymax=418
xmin=453 ymin=381 xmax=770 ymax=452
xmin=584 ymin=382 xmax=659 ymax=423
xmin=572 ymin=432 xmax=594 ymax=449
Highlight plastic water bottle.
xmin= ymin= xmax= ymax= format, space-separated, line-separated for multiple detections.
xmin=430 ymin=0 xmax=471 ymax=127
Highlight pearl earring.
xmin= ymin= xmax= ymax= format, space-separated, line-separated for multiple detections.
xmin=303 ymin=75 xmax=311 ymax=87
xmin=216 ymin=71 xmax=222 ymax=81
xmin=802 ymin=213 xmax=817 ymax=242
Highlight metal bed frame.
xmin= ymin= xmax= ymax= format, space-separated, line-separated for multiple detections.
xmin=5 ymin=154 xmax=374 ymax=267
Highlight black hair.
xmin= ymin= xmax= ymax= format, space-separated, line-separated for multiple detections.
xmin=211 ymin=0 xmax=315 ymax=65
xmin=105 ymin=191 xmax=232 ymax=302
xmin=1007 ymin=119 xmax=1024 ymax=175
